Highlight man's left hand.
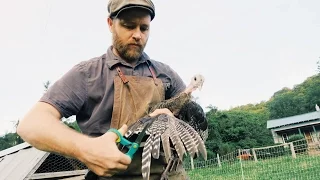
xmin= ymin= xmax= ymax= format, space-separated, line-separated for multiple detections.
xmin=149 ymin=108 xmax=174 ymax=117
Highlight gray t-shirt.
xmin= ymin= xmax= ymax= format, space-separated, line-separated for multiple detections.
xmin=40 ymin=46 xmax=186 ymax=136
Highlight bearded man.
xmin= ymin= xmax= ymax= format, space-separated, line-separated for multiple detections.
xmin=17 ymin=0 xmax=188 ymax=179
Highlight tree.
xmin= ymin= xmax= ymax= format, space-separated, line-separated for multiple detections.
xmin=267 ymin=74 xmax=320 ymax=119
xmin=317 ymin=57 xmax=320 ymax=73
xmin=205 ymin=107 xmax=273 ymax=156
xmin=206 ymin=104 xmax=218 ymax=115
xmin=43 ymin=80 xmax=51 ymax=92
xmin=0 ymin=132 xmax=23 ymax=151
xmin=12 ymin=120 xmax=24 ymax=145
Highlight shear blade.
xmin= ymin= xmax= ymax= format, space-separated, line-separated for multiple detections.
xmin=134 ymin=118 xmax=156 ymax=144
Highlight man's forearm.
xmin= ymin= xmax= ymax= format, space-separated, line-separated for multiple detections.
xmin=17 ymin=102 xmax=89 ymax=160
xmin=18 ymin=103 xmax=132 ymax=177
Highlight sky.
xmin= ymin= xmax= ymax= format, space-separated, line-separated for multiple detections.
xmin=0 ymin=0 xmax=319 ymax=136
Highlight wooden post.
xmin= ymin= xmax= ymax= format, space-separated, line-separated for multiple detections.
xmin=217 ymin=153 xmax=221 ymax=167
xmin=252 ymin=148 xmax=258 ymax=162
xmin=290 ymin=142 xmax=296 ymax=158
xmin=312 ymin=125 xmax=317 ymax=134
xmin=190 ymin=157 xmax=194 ymax=170
xmin=238 ymin=149 xmax=245 ymax=180
xmin=312 ymin=125 xmax=318 ymax=142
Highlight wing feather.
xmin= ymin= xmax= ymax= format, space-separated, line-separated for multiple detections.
xmin=141 ymin=134 xmax=153 ymax=180
xmin=175 ymin=120 xmax=198 ymax=158
xmin=151 ymin=115 xmax=167 ymax=159
xmin=161 ymin=128 xmax=171 ymax=163
xmin=177 ymin=118 xmax=207 ymax=160
xmin=168 ymin=117 xmax=186 ymax=161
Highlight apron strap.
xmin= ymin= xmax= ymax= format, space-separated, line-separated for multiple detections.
xmin=115 ymin=62 xmax=158 ymax=85
xmin=116 ymin=67 xmax=129 ymax=84
xmin=146 ymin=61 xmax=158 ymax=86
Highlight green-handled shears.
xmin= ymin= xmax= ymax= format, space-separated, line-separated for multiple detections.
xmin=108 ymin=120 xmax=154 ymax=159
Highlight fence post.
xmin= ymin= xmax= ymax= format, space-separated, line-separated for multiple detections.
xmin=289 ymin=142 xmax=296 ymax=159
xmin=217 ymin=153 xmax=221 ymax=167
xmin=252 ymin=148 xmax=258 ymax=162
xmin=190 ymin=157 xmax=194 ymax=170
xmin=238 ymin=149 xmax=245 ymax=180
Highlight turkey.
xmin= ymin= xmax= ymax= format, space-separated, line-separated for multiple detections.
xmin=124 ymin=74 xmax=208 ymax=180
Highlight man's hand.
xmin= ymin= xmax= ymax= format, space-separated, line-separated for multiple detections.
xmin=18 ymin=102 xmax=131 ymax=177
xmin=149 ymin=108 xmax=174 ymax=117
xmin=79 ymin=124 xmax=132 ymax=177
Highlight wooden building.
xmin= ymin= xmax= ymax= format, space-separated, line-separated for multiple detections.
xmin=267 ymin=110 xmax=320 ymax=144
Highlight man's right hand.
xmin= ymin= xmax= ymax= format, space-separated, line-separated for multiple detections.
xmin=18 ymin=102 xmax=131 ymax=178
xmin=79 ymin=124 xmax=132 ymax=177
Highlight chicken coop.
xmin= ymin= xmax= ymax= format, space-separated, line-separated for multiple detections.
xmin=0 ymin=142 xmax=88 ymax=180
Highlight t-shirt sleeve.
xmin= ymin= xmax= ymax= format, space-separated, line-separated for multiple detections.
xmin=39 ymin=62 xmax=87 ymax=118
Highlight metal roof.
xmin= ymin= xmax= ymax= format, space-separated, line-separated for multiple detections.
xmin=0 ymin=142 xmax=49 ymax=180
xmin=267 ymin=111 xmax=320 ymax=129
xmin=0 ymin=142 xmax=32 ymax=157
xmin=0 ymin=142 xmax=88 ymax=179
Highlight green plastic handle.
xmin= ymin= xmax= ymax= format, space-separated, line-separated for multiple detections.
xmin=108 ymin=128 xmax=139 ymax=159
xmin=126 ymin=142 xmax=139 ymax=159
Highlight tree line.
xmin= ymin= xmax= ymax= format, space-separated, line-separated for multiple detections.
xmin=205 ymin=73 xmax=320 ymax=158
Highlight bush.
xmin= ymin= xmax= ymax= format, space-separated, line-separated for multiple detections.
xmin=287 ymin=134 xmax=307 ymax=154
xmin=255 ymin=143 xmax=288 ymax=159
xmin=287 ymin=134 xmax=305 ymax=142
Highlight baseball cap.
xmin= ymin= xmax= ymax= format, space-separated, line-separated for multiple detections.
xmin=108 ymin=0 xmax=155 ymax=20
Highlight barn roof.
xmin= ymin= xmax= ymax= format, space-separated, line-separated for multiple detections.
xmin=0 ymin=142 xmax=87 ymax=180
xmin=0 ymin=142 xmax=48 ymax=179
xmin=267 ymin=111 xmax=320 ymax=129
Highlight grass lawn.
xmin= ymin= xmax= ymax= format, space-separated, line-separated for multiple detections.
xmin=187 ymin=155 xmax=320 ymax=180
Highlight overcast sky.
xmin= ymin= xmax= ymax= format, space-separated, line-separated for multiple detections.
xmin=1 ymin=0 xmax=319 ymax=135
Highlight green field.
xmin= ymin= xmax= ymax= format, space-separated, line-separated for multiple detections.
xmin=187 ymin=155 xmax=320 ymax=180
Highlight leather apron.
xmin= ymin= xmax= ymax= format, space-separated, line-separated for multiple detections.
xmin=99 ymin=64 xmax=188 ymax=180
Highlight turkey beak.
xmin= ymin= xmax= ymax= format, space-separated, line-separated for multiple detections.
xmin=198 ymin=82 xmax=204 ymax=91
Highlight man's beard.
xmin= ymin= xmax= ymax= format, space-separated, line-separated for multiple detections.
xmin=113 ymin=32 xmax=146 ymax=63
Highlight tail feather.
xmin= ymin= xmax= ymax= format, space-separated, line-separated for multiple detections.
xmin=141 ymin=135 xmax=153 ymax=180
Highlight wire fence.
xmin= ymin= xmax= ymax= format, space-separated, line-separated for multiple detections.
xmin=186 ymin=139 xmax=320 ymax=180
xmin=29 ymin=153 xmax=87 ymax=179
xmin=26 ymin=138 xmax=320 ymax=179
